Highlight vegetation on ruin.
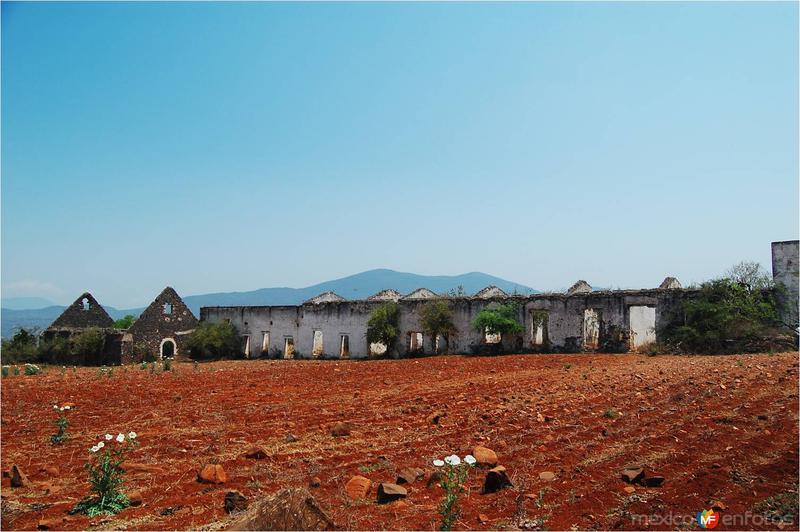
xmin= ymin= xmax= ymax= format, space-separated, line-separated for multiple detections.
xmin=472 ymin=302 xmax=523 ymax=338
xmin=185 ymin=321 xmax=240 ymax=359
xmin=659 ymin=261 xmax=788 ymax=354
xmin=420 ymin=300 xmax=456 ymax=352
xmin=366 ymin=302 xmax=400 ymax=352
xmin=113 ymin=314 xmax=137 ymax=329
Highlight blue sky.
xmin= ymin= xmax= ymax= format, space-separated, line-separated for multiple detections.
xmin=2 ymin=1 xmax=797 ymax=308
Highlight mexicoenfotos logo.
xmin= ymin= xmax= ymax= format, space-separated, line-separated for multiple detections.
xmin=697 ymin=509 xmax=720 ymax=529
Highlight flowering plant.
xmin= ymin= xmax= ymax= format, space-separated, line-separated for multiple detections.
xmin=72 ymin=431 xmax=139 ymax=517
xmin=433 ymin=454 xmax=477 ymax=530
xmin=50 ymin=404 xmax=72 ymax=444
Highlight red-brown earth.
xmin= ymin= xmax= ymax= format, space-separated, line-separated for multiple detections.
xmin=1 ymin=352 xmax=798 ymax=530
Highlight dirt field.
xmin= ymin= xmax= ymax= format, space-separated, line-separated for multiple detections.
xmin=1 ymin=352 xmax=798 ymax=531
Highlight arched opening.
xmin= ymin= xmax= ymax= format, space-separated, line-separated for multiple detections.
xmin=160 ymin=338 xmax=176 ymax=359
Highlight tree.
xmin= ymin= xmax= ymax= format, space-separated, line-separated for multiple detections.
xmin=184 ymin=321 xmax=240 ymax=360
xmin=113 ymin=315 xmax=136 ymax=329
xmin=1 ymin=327 xmax=39 ymax=363
xmin=366 ymin=302 xmax=399 ymax=352
xmin=420 ymin=300 xmax=456 ymax=353
xmin=472 ymin=303 xmax=523 ymax=338
xmin=726 ymin=261 xmax=773 ymax=291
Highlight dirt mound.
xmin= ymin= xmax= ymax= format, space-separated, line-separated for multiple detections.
xmin=225 ymin=488 xmax=334 ymax=531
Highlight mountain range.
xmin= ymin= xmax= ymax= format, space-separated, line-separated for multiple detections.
xmin=1 ymin=269 xmax=536 ymax=338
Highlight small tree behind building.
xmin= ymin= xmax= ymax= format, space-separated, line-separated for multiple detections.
xmin=472 ymin=303 xmax=523 ymax=339
xmin=366 ymin=302 xmax=400 ymax=353
xmin=420 ymin=300 xmax=456 ymax=354
xmin=185 ymin=321 xmax=241 ymax=360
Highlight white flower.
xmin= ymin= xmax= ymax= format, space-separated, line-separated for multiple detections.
xmin=63 ymin=406 xmax=71 ymax=410
xmin=464 ymin=455 xmax=477 ymax=465
xmin=105 ymin=433 xmax=112 ymax=441
xmin=128 ymin=431 xmax=137 ymax=440
xmin=444 ymin=454 xmax=461 ymax=466
xmin=433 ymin=459 xmax=445 ymax=467
xmin=53 ymin=405 xmax=59 ymax=410
xmin=59 ymin=406 xmax=65 ymax=412
xmin=97 ymin=441 xmax=105 ymax=449
xmin=90 ymin=445 xmax=99 ymax=453
xmin=116 ymin=433 xmax=125 ymax=443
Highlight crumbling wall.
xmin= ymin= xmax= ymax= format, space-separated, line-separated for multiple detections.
xmin=201 ymin=289 xmax=691 ymax=358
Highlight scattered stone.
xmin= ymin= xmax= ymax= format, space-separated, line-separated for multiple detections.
xmin=427 ymin=411 xmax=445 ymax=425
xmin=396 ymin=467 xmax=424 ymax=485
xmin=10 ymin=465 xmax=28 ymax=488
xmin=120 ymin=462 xmax=166 ymax=475
xmin=331 ymin=422 xmax=351 ymax=437
xmin=377 ymin=483 xmax=407 ymax=504
xmin=539 ymin=471 xmax=556 ymax=481
xmin=473 ymin=446 xmax=498 ymax=467
xmin=37 ymin=517 xmax=66 ymax=530
xmin=225 ymin=490 xmax=248 ymax=513
xmin=710 ymin=500 xmax=727 ymax=511
xmin=427 ymin=470 xmax=443 ymax=488
xmin=623 ymin=486 xmax=636 ymax=494
xmin=345 ymin=476 xmax=371 ymax=500
xmin=285 ymin=434 xmax=298 ymax=443
xmin=482 ymin=465 xmax=512 ymax=494
xmin=244 ymin=446 xmax=270 ymax=460
xmin=128 ymin=490 xmax=143 ymax=506
xmin=641 ymin=475 xmax=665 ymax=487
xmin=44 ymin=466 xmax=59 ymax=477
xmin=309 ymin=477 xmax=321 ymax=488
xmin=620 ymin=467 xmax=644 ymax=484
xmin=198 ymin=463 xmax=227 ymax=484
xmin=225 ymin=488 xmax=334 ymax=530
xmin=478 ymin=513 xmax=489 ymax=524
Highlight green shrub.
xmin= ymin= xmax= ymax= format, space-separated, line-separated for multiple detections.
xmin=660 ymin=277 xmax=784 ymax=354
xmin=366 ymin=302 xmax=400 ymax=353
xmin=185 ymin=321 xmax=240 ymax=359
xmin=69 ymin=328 xmax=106 ymax=364
xmin=162 ymin=357 xmax=172 ymax=371
xmin=72 ymin=432 xmax=139 ymax=517
xmin=24 ymin=363 xmax=41 ymax=375
xmin=1 ymin=366 xmax=9 ymax=378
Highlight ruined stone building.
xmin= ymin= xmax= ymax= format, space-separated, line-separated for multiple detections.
xmin=120 ymin=287 xmax=199 ymax=363
xmin=44 ymin=240 xmax=799 ymax=363
xmin=42 ymin=287 xmax=198 ymax=364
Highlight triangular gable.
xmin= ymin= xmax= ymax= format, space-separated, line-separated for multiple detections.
xmin=367 ymin=289 xmax=402 ymax=301
xmin=128 ymin=287 xmax=198 ymax=336
xmin=474 ymin=286 xmax=508 ymax=299
xmin=402 ymin=288 xmax=438 ymax=300
xmin=48 ymin=292 xmax=114 ymax=329
xmin=304 ymin=291 xmax=346 ymax=305
xmin=567 ymin=280 xmax=592 ymax=295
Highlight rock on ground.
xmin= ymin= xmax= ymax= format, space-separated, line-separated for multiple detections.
xmin=345 ymin=476 xmax=371 ymax=500
xmin=473 ymin=446 xmax=498 ymax=467
xmin=483 ymin=465 xmax=512 ymax=493
xmin=377 ymin=483 xmax=408 ymax=504
xmin=198 ymin=463 xmax=227 ymax=484
xmin=226 ymin=488 xmax=334 ymax=531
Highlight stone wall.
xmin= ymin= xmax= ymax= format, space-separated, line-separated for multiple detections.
xmin=772 ymin=240 xmax=799 ymax=328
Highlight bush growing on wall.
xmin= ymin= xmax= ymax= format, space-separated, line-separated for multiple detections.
xmin=420 ymin=300 xmax=456 ymax=353
xmin=366 ymin=302 xmax=399 ymax=352
xmin=185 ymin=321 xmax=240 ymax=359
xmin=472 ymin=303 xmax=523 ymax=338
xmin=113 ymin=315 xmax=136 ymax=330
xmin=660 ymin=276 xmax=785 ymax=354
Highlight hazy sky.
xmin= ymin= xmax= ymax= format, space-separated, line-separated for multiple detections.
xmin=2 ymin=1 xmax=798 ymax=308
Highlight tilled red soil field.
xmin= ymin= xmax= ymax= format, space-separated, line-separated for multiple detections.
xmin=1 ymin=352 xmax=798 ymax=531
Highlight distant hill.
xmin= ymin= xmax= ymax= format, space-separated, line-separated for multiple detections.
xmin=1 ymin=296 xmax=57 ymax=310
xmin=1 ymin=269 xmax=536 ymax=338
